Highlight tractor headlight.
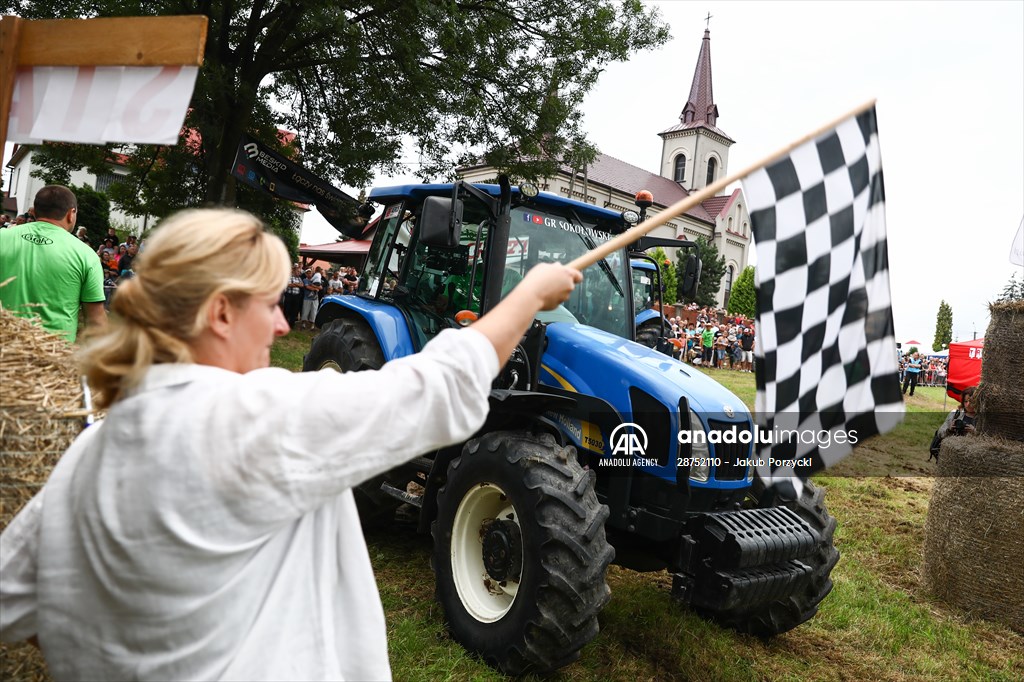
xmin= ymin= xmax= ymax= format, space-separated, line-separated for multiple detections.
xmin=687 ymin=409 xmax=710 ymax=482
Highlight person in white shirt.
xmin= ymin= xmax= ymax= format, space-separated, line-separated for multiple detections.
xmin=0 ymin=207 xmax=581 ymax=681
xmin=327 ymin=271 xmax=344 ymax=296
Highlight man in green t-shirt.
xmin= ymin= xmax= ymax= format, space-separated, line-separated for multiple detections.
xmin=701 ymin=326 xmax=715 ymax=366
xmin=0 ymin=185 xmax=106 ymax=342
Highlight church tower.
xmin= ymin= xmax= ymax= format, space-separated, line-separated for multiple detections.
xmin=659 ymin=29 xmax=735 ymax=191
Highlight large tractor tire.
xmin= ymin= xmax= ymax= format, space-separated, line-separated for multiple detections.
xmin=431 ymin=431 xmax=614 ymax=675
xmin=303 ymin=317 xmax=399 ymax=524
xmin=635 ymin=319 xmax=662 ymax=348
xmin=702 ymin=478 xmax=840 ymax=636
xmin=303 ymin=316 xmax=384 ymax=373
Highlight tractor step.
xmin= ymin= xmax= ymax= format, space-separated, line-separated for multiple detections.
xmin=380 ymin=482 xmax=423 ymax=508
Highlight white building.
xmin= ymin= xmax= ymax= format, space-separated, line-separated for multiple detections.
xmin=459 ymin=29 xmax=750 ymax=307
xmin=5 ymin=145 xmax=151 ymax=235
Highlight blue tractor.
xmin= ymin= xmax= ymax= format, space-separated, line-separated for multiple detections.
xmin=304 ymin=178 xmax=838 ymax=675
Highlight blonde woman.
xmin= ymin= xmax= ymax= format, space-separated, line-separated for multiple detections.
xmin=0 ymin=208 xmax=581 ymax=681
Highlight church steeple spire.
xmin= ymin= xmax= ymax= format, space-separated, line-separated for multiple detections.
xmin=680 ymin=29 xmax=719 ymax=128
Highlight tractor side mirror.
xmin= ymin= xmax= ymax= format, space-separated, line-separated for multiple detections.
xmin=681 ymin=253 xmax=702 ymax=299
xmin=419 ymin=195 xmax=463 ymax=248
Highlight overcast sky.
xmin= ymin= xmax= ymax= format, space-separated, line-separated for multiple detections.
xmin=304 ymin=0 xmax=1024 ymax=347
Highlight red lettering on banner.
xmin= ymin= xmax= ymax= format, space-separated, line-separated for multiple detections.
xmin=11 ymin=68 xmax=36 ymax=138
xmin=121 ymin=66 xmax=182 ymax=136
xmin=62 ymin=67 xmax=96 ymax=133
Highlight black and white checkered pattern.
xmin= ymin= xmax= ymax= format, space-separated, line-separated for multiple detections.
xmin=741 ymin=107 xmax=904 ymax=493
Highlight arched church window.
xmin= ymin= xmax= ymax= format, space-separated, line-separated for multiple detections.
xmin=674 ymin=155 xmax=686 ymax=183
xmin=728 ymin=217 xmax=733 ymax=231
xmin=706 ymin=157 xmax=717 ymax=186
xmin=724 ymin=264 xmax=734 ymax=307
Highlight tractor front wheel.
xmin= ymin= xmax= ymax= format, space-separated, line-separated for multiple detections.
xmin=431 ymin=431 xmax=614 ymax=675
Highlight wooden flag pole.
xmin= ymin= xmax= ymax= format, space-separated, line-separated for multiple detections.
xmin=567 ymin=98 xmax=878 ymax=271
xmin=0 ymin=14 xmax=208 ymax=150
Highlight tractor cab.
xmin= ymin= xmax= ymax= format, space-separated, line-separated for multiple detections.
xmin=349 ymin=180 xmax=635 ymax=348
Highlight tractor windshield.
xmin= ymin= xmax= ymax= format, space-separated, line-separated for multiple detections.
xmin=505 ymin=206 xmax=630 ymax=338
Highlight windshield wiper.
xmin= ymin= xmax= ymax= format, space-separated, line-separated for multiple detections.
xmin=567 ymin=208 xmax=624 ymax=299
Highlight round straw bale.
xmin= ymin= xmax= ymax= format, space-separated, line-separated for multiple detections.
xmin=923 ymin=434 xmax=1024 ymax=633
xmin=974 ymin=301 xmax=1024 ymax=440
xmin=975 ymin=384 xmax=1024 ymax=441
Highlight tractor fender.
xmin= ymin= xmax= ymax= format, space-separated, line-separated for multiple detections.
xmin=634 ymin=308 xmax=664 ymax=327
xmin=315 ymin=296 xmax=416 ymax=361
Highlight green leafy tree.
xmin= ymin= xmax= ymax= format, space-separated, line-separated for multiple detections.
xmin=907 ymin=346 xmax=919 ymax=356
xmin=996 ymin=272 xmax=1024 ymax=302
xmin=68 ymin=183 xmax=111 ymax=247
xmin=19 ymin=0 xmax=668 ymax=225
xmin=649 ymin=247 xmax=677 ymax=303
xmin=933 ymin=300 xmax=953 ymax=352
xmin=727 ymin=265 xmax=755 ymax=318
xmin=679 ymin=237 xmax=725 ymax=307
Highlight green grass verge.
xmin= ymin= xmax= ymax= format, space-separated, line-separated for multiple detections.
xmin=274 ymin=335 xmax=1023 ymax=681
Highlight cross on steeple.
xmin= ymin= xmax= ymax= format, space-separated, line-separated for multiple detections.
xmin=704 ymin=12 xmax=713 ymax=29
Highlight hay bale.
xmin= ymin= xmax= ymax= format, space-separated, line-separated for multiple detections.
xmin=975 ymin=301 xmax=1024 ymax=440
xmin=0 ymin=307 xmax=92 ymax=682
xmin=0 ymin=309 xmax=87 ymax=527
xmin=923 ymin=434 xmax=1024 ymax=632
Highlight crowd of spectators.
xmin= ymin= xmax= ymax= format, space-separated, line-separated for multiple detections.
xmin=1 ymin=211 xmax=37 ymax=227
xmin=282 ymin=263 xmax=361 ymax=330
xmin=661 ymin=306 xmax=756 ymax=372
xmin=899 ymin=351 xmax=948 ymax=388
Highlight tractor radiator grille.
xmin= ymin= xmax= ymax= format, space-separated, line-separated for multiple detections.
xmin=707 ymin=419 xmax=751 ymax=481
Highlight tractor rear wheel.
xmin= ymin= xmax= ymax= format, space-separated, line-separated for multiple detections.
xmin=303 ymin=317 xmax=399 ymax=524
xmin=303 ymin=316 xmax=384 ymax=373
xmin=431 ymin=431 xmax=614 ymax=675
xmin=701 ymin=478 xmax=840 ymax=636
xmin=635 ymin=319 xmax=662 ymax=348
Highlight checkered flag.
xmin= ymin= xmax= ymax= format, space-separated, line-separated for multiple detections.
xmin=741 ymin=106 xmax=904 ymax=494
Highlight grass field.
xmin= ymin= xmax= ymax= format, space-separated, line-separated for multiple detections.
xmin=276 ymin=330 xmax=1023 ymax=681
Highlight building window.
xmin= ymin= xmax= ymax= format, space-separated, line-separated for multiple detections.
xmin=724 ymin=264 xmax=734 ymax=306
xmin=706 ymin=157 xmax=717 ymax=186
xmin=743 ymin=221 xmax=748 ymax=236
xmin=728 ymin=217 xmax=733 ymax=232
xmin=95 ymin=172 xmax=121 ymax=194
xmin=673 ymin=155 xmax=686 ymax=183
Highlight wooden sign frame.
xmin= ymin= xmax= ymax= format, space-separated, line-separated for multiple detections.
xmin=0 ymin=14 xmax=208 ymax=150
